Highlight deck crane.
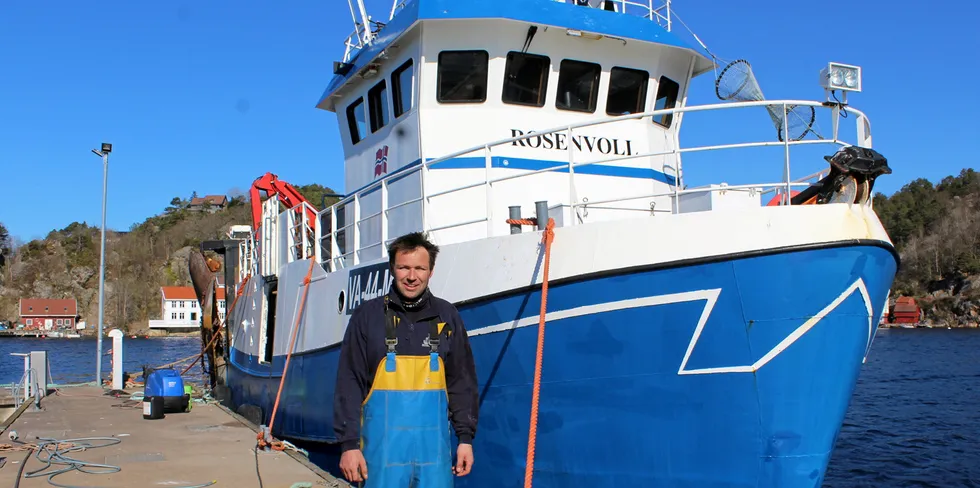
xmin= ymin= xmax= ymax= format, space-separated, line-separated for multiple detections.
xmin=185 ymin=172 xmax=322 ymax=391
xmin=249 ymin=172 xmax=319 ymax=232
xmin=249 ymin=172 xmax=322 ymax=271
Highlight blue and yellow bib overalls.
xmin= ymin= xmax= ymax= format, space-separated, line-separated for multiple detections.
xmin=359 ymin=297 xmax=454 ymax=488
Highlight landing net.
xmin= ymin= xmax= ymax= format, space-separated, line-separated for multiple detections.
xmin=715 ymin=59 xmax=815 ymax=141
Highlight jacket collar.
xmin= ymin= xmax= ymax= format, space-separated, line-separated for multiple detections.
xmin=386 ymin=287 xmax=433 ymax=314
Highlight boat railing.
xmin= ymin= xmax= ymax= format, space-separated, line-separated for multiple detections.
xmin=342 ymin=0 xmax=376 ymax=65
xmin=257 ymin=195 xmax=278 ymax=278
xmin=607 ymin=0 xmax=671 ymax=29
xmin=286 ymin=201 xmax=317 ymax=262
xmin=567 ymin=171 xmax=832 ymax=214
xmin=311 ymin=99 xmax=868 ymax=271
xmin=649 ymin=0 xmax=671 ymax=29
xmin=382 ymin=0 xmax=673 ymax=39
xmin=388 ymin=0 xmax=409 ymax=21
xmin=237 ymin=234 xmax=255 ymax=282
xmin=342 ymin=27 xmax=370 ymax=63
xmin=252 ymin=195 xmax=319 ymax=277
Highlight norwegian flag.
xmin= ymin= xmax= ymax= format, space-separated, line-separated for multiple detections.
xmin=374 ymin=145 xmax=389 ymax=177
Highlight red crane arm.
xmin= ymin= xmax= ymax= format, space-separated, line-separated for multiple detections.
xmin=249 ymin=172 xmax=319 ymax=231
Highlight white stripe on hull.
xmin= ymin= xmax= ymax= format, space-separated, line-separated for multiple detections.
xmin=229 ymin=203 xmax=893 ymax=362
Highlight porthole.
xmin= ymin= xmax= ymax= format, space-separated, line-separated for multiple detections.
xmin=337 ymin=290 xmax=346 ymax=314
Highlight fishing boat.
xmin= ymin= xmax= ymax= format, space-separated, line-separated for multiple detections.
xmin=189 ymin=0 xmax=898 ymax=485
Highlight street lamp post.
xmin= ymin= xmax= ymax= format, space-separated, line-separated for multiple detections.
xmin=91 ymin=142 xmax=111 ymax=388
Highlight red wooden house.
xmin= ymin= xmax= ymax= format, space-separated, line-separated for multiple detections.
xmin=19 ymin=298 xmax=78 ymax=330
xmin=883 ymin=296 xmax=922 ymax=325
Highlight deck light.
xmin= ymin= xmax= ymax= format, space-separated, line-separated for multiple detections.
xmin=819 ymin=62 xmax=861 ymax=93
xmin=566 ymin=29 xmax=603 ymax=40
xmin=334 ymin=61 xmax=354 ymax=75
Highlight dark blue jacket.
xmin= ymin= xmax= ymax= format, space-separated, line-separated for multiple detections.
xmin=333 ymin=288 xmax=479 ymax=452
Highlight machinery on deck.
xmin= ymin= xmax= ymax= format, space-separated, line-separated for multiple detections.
xmin=187 ymin=173 xmax=320 ymax=390
xmin=248 ymin=172 xmax=319 ymax=232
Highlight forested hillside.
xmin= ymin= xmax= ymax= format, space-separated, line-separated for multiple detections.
xmin=1 ymin=169 xmax=978 ymax=331
xmin=873 ymin=168 xmax=980 ymax=326
xmin=0 ymin=184 xmax=338 ymax=332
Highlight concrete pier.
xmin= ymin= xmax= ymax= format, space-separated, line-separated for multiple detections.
xmin=0 ymin=386 xmax=345 ymax=487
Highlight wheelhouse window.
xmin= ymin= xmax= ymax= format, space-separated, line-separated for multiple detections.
xmin=652 ymin=76 xmax=680 ymax=128
xmin=368 ymin=80 xmax=389 ymax=133
xmin=556 ymin=59 xmax=601 ymax=113
xmin=391 ymin=59 xmax=414 ymax=117
xmin=606 ymin=67 xmax=648 ymax=116
xmin=346 ymin=97 xmax=367 ymax=144
xmin=502 ymin=51 xmax=550 ymax=107
xmin=437 ymin=50 xmax=489 ymax=103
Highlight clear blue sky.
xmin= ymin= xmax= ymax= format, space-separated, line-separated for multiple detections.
xmin=1 ymin=0 xmax=977 ymax=243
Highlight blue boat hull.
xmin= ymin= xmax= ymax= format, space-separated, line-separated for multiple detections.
xmin=227 ymin=243 xmax=897 ymax=487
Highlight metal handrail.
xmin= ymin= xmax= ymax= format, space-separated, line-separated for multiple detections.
xmin=322 ymin=99 xmax=860 ymax=212
xmin=574 ymin=181 xmax=815 ymax=209
xmin=312 ymin=98 xmax=863 ymax=270
xmin=384 ymin=0 xmax=672 ymax=28
xmin=8 ymin=361 xmax=40 ymax=410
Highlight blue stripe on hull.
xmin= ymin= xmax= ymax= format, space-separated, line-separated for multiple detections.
xmin=227 ymin=244 xmax=896 ymax=487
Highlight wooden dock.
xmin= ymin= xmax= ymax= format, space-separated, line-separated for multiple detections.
xmin=0 ymin=330 xmax=47 ymax=338
xmin=0 ymin=386 xmax=346 ymax=488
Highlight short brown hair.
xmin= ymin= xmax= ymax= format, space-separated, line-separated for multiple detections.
xmin=387 ymin=232 xmax=439 ymax=270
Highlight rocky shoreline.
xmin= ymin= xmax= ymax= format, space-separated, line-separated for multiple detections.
xmin=916 ymin=295 xmax=980 ymax=328
xmin=910 ymin=273 xmax=980 ymax=328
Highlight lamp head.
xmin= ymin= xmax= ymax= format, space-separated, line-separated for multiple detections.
xmin=101 ymin=143 xmax=112 ymax=154
xmin=819 ymin=62 xmax=861 ymax=93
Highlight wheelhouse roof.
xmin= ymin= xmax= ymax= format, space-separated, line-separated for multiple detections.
xmin=316 ymin=0 xmax=715 ymax=111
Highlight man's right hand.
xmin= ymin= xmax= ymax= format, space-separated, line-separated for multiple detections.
xmin=340 ymin=449 xmax=368 ymax=483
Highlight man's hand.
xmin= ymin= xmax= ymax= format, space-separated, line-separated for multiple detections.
xmin=340 ymin=449 xmax=368 ymax=483
xmin=454 ymin=443 xmax=474 ymax=476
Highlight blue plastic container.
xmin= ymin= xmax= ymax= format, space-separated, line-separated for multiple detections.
xmin=143 ymin=368 xmax=189 ymax=413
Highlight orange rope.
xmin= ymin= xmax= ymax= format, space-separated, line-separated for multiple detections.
xmin=180 ymin=322 xmax=223 ymax=375
xmin=257 ymin=256 xmax=317 ymax=451
xmin=506 ymin=218 xmax=539 ymax=226
xmin=517 ymin=217 xmax=556 ymax=488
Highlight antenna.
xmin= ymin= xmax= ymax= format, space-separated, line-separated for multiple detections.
xmin=354 ymin=0 xmax=372 ymax=44
xmin=714 ymin=59 xmax=815 ymax=142
xmin=343 ymin=0 xmax=376 ymax=62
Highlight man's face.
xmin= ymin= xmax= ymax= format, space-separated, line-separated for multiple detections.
xmin=392 ymin=246 xmax=432 ymax=300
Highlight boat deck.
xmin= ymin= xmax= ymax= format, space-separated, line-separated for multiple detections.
xmin=0 ymin=386 xmax=345 ymax=488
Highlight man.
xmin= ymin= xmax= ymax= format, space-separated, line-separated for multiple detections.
xmin=333 ymin=231 xmax=479 ymax=487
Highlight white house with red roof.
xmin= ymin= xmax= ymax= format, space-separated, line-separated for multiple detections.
xmin=148 ymin=285 xmax=226 ymax=330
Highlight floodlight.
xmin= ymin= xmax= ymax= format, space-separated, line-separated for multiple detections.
xmin=566 ymin=29 xmax=603 ymax=40
xmin=819 ymin=62 xmax=861 ymax=92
